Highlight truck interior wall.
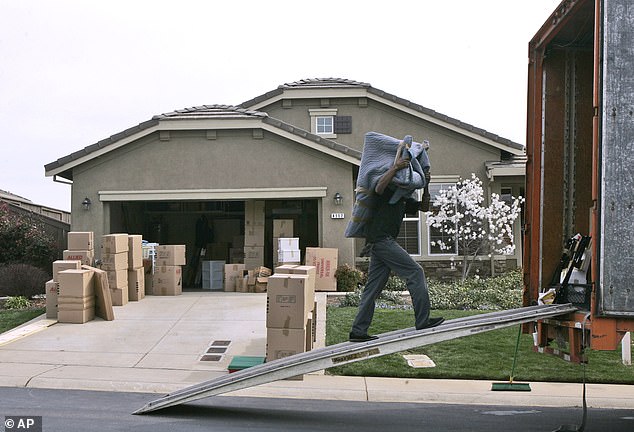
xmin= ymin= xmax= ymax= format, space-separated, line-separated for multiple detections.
xmin=538 ymin=46 xmax=595 ymax=291
xmin=541 ymin=52 xmax=567 ymax=287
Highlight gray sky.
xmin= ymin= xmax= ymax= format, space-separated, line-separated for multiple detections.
xmin=0 ymin=0 xmax=562 ymax=212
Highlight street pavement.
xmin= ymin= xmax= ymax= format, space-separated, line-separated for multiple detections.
xmin=0 ymin=291 xmax=632 ymax=412
xmin=1 ymin=387 xmax=634 ymax=432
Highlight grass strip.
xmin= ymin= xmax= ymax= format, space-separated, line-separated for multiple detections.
xmin=0 ymin=308 xmax=45 ymax=334
xmin=326 ymin=307 xmax=634 ymax=384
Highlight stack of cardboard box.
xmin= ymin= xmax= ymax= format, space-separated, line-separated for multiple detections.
xmin=244 ymin=200 xmax=264 ymax=269
xmin=277 ymin=238 xmax=301 ymax=265
xmin=101 ymin=233 xmax=129 ymax=306
xmin=63 ymin=231 xmax=94 ymax=267
xmin=305 ymin=247 xmax=338 ymax=292
xmin=153 ymin=245 xmax=186 ymax=295
xmin=57 ymin=268 xmax=95 ymax=324
xmin=272 ymin=219 xmax=293 ymax=267
xmin=46 ymin=259 xmax=83 ymax=319
xmin=265 ymin=266 xmax=316 ymax=379
xmin=224 ymin=263 xmax=245 ymax=292
xmin=127 ymin=235 xmax=145 ymax=301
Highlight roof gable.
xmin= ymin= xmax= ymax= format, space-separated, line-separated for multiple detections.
xmin=45 ymin=105 xmax=361 ymax=180
xmin=241 ymin=78 xmax=524 ymax=155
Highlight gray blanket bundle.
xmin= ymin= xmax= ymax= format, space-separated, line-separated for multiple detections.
xmin=345 ymin=131 xmax=431 ymax=238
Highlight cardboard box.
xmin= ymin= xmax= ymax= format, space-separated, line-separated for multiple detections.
xmin=278 ymin=238 xmax=300 ymax=251
xmin=58 ymin=269 xmax=94 ymax=298
xmin=244 ymin=246 xmax=264 ymax=260
xmin=101 ymin=233 xmax=129 ymax=254
xmin=63 ymin=250 xmax=94 ymax=267
xmin=245 ymin=200 xmax=265 ymax=227
xmin=244 ymin=224 xmax=265 ymax=247
xmin=82 ymin=265 xmax=114 ymax=321
xmin=155 ymin=245 xmax=186 ymax=266
xmin=266 ymin=274 xmax=313 ymax=329
xmin=273 ymin=219 xmax=294 ymax=238
xmin=45 ymin=279 xmax=58 ymax=319
xmin=144 ymin=273 xmax=153 ymax=295
xmin=229 ymin=248 xmax=245 ymax=264
xmin=305 ymin=247 xmax=338 ymax=291
xmin=58 ymin=308 xmax=94 ymax=324
xmin=266 ymin=327 xmax=307 ymax=362
xmin=224 ymin=264 xmax=245 ymax=292
xmin=128 ymin=267 xmax=145 ymax=301
xmin=128 ymin=235 xmax=143 ymax=269
xmin=100 ymin=252 xmax=128 ymax=271
xmin=58 ymin=296 xmax=95 ymax=310
xmin=153 ymin=265 xmax=182 ymax=295
xmin=106 ymin=269 xmax=128 ymax=289
xmin=236 ymin=275 xmax=248 ymax=293
xmin=278 ymin=249 xmax=301 ymax=264
xmin=52 ymin=260 xmax=82 ymax=282
xmin=110 ymin=287 xmax=128 ymax=306
xmin=274 ymin=265 xmax=316 ymax=307
xmin=255 ymin=277 xmax=268 ymax=293
xmin=67 ymin=231 xmax=94 ymax=251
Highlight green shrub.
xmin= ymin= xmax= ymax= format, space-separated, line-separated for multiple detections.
xmin=0 ymin=203 xmax=57 ymax=271
xmin=0 ymin=263 xmax=49 ymax=298
xmin=3 ymin=296 xmax=31 ymax=310
xmin=338 ymin=275 xmax=410 ymax=308
xmin=335 ymin=264 xmax=366 ymax=292
xmin=429 ymin=269 xmax=523 ymax=310
xmin=338 ymin=269 xmax=523 ymax=311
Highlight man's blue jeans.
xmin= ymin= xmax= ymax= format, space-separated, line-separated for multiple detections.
xmin=351 ymin=237 xmax=430 ymax=336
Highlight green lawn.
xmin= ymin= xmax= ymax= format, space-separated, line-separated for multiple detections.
xmin=0 ymin=308 xmax=45 ymax=334
xmin=326 ymin=307 xmax=634 ymax=384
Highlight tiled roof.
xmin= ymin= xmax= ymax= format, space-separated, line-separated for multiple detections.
xmin=45 ymin=104 xmax=359 ymax=176
xmin=280 ymin=78 xmax=371 ymax=89
xmin=241 ymin=77 xmax=524 ymax=152
xmin=154 ymin=104 xmax=268 ymax=120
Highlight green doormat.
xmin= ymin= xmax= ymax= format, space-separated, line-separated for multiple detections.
xmin=228 ymin=356 xmax=266 ymax=373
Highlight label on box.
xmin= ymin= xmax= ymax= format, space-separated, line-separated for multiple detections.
xmin=305 ymin=247 xmax=338 ymax=291
xmin=63 ymin=250 xmax=94 ymax=267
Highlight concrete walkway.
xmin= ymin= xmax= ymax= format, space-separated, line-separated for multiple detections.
xmin=0 ymin=292 xmax=632 ymax=409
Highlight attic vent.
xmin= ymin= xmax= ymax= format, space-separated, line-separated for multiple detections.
xmin=334 ymin=116 xmax=352 ymax=134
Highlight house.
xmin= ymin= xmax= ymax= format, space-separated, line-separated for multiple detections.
xmin=0 ymin=189 xmax=71 ymax=254
xmin=44 ymin=78 xmax=525 ymax=283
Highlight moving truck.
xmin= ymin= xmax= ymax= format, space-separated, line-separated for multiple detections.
xmin=524 ymin=0 xmax=634 ymax=361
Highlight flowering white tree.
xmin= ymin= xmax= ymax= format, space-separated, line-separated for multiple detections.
xmin=425 ymin=174 xmax=524 ymax=281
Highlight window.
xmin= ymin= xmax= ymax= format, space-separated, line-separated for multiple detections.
xmin=316 ymin=116 xmax=333 ymax=134
xmin=427 ymin=182 xmax=458 ymax=255
xmin=396 ymin=190 xmax=421 ymax=255
xmin=309 ymin=108 xmax=337 ymax=138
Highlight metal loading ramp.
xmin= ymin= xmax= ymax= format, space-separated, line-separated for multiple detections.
xmin=134 ymin=303 xmax=577 ymax=414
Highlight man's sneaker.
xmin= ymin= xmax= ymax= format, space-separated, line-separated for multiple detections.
xmin=416 ymin=317 xmax=445 ymax=330
xmin=349 ymin=333 xmax=379 ymax=342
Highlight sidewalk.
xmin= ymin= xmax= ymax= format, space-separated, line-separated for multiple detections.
xmin=0 ymin=291 xmax=632 ymax=410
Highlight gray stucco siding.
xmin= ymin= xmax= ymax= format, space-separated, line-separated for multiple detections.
xmin=73 ymin=129 xmax=349 ymax=191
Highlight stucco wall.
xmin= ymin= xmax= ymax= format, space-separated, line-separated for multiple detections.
xmin=69 ymin=128 xmax=357 ymax=265
xmin=260 ymin=97 xmax=499 ymax=181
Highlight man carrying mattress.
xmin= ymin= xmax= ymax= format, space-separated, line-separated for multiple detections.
xmin=346 ymin=132 xmax=444 ymax=342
